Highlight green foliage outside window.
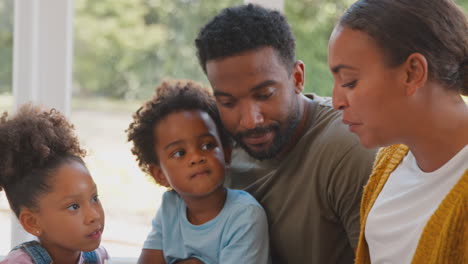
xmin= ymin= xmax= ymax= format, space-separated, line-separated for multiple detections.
xmin=0 ymin=0 xmax=467 ymax=99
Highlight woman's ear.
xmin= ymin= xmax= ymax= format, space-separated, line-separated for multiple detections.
xmin=149 ymin=164 xmax=170 ymax=188
xmin=403 ymin=53 xmax=428 ymax=96
xmin=19 ymin=209 xmax=42 ymax=237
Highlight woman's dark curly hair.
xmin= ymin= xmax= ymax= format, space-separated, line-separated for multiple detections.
xmin=0 ymin=104 xmax=86 ymax=217
xmin=127 ymin=80 xmax=231 ymax=175
xmin=195 ymin=4 xmax=296 ymax=74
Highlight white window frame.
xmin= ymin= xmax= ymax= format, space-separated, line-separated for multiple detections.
xmin=4 ymin=0 xmax=283 ymax=263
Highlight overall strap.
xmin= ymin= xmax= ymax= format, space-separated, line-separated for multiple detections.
xmin=82 ymin=250 xmax=99 ymax=264
xmin=12 ymin=240 xmax=52 ymax=264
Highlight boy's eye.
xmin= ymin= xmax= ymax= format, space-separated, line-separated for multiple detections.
xmin=67 ymin=204 xmax=80 ymax=211
xmin=201 ymin=142 xmax=216 ymax=151
xmin=172 ymin=150 xmax=186 ymax=158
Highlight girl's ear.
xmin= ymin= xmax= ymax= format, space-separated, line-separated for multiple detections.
xmin=403 ymin=53 xmax=428 ymax=96
xmin=149 ymin=164 xmax=170 ymax=188
xmin=19 ymin=209 xmax=42 ymax=237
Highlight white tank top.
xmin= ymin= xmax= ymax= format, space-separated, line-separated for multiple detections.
xmin=365 ymin=144 xmax=468 ymax=264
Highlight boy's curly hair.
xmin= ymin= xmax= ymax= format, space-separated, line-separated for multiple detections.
xmin=0 ymin=104 xmax=86 ymax=217
xmin=127 ymin=80 xmax=231 ymax=175
xmin=195 ymin=4 xmax=296 ymax=73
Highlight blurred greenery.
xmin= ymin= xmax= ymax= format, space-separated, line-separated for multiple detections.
xmin=0 ymin=0 xmax=467 ymax=98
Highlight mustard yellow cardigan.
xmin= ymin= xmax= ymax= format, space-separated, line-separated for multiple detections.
xmin=355 ymin=144 xmax=467 ymax=264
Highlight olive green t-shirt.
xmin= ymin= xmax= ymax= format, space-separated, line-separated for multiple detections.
xmin=226 ymin=94 xmax=376 ymax=264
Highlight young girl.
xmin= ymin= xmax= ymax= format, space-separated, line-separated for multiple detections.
xmin=329 ymin=0 xmax=467 ymax=263
xmin=0 ymin=104 xmax=109 ymax=264
xmin=127 ymin=80 xmax=270 ymax=264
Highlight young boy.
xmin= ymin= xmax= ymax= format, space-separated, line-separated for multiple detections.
xmin=127 ymin=80 xmax=270 ymax=264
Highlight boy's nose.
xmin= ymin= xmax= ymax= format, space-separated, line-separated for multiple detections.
xmin=190 ymin=152 xmax=206 ymax=166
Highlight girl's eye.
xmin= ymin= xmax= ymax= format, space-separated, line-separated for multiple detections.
xmin=172 ymin=150 xmax=186 ymax=158
xmin=201 ymin=142 xmax=216 ymax=151
xmin=342 ymin=80 xmax=357 ymax=88
xmin=67 ymin=204 xmax=80 ymax=211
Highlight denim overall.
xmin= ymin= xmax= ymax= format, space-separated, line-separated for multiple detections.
xmin=12 ymin=240 xmax=98 ymax=264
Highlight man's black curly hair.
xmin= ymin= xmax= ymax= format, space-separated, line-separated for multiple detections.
xmin=127 ymin=80 xmax=231 ymax=175
xmin=195 ymin=4 xmax=296 ymax=73
xmin=0 ymin=104 xmax=86 ymax=217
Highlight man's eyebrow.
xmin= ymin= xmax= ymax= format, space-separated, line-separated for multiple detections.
xmin=251 ymin=80 xmax=276 ymax=92
xmin=213 ymin=80 xmax=277 ymax=97
xmin=331 ymin=64 xmax=357 ymax=74
xmin=213 ymin=90 xmax=232 ymax=97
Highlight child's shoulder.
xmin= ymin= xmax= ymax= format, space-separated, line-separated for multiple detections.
xmin=0 ymin=248 xmax=34 ymax=264
xmin=226 ymin=188 xmax=264 ymax=212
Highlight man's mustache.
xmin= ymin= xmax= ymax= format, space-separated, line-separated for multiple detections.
xmin=234 ymin=124 xmax=279 ymax=140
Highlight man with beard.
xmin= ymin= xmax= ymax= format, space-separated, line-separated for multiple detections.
xmin=193 ymin=4 xmax=375 ymax=264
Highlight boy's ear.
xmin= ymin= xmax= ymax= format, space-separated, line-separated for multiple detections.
xmin=403 ymin=53 xmax=428 ymax=96
xmin=19 ymin=209 xmax=42 ymax=237
xmin=149 ymin=164 xmax=170 ymax=188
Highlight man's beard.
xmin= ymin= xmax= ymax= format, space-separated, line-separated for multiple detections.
xmin=232 ymin=105 xmax=301 ymax=161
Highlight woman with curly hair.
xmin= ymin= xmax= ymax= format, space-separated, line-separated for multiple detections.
xmin=0 ymin=104 xmax=109 ymax=264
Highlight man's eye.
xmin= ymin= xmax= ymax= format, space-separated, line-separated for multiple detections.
xmin=92 ymin=195 xmax=100 ymax=203
xmin=67 ymin=204 xmax=80 ymax=211
xmin=255 ymin=93 xmax=273 ymax=100
xmin=219 ymin=101 xmax=235 ymax=108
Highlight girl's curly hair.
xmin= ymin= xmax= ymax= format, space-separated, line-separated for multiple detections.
xmin=127 ymin=80 xmax=231 ymax=175
xmin=0 ymin=104 xmax=86 ymax=217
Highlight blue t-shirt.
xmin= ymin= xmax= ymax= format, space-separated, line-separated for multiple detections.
xmin=143 ymin=188 xmax=270 ymax=264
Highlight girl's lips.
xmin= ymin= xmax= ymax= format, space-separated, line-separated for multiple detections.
xmin=87 ymin=228 xmax=102 ymax=240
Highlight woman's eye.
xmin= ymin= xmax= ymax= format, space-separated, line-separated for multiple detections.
xmin=342 ymin=80 xmax=357 ymax=88
xmin=67 ymin=204 xmax=80 ymax=211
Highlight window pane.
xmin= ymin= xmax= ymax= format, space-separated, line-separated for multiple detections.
xmin=0 ymin=0 xmax=14 ymax=256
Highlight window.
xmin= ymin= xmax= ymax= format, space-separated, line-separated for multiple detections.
xmin=0 ymin=0 xmax=14 ymax=255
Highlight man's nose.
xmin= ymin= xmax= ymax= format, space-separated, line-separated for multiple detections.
xmin=239 ymin=102 xmax=264 ymax=130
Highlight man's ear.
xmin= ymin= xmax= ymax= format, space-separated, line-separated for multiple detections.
xmin=292 ymin=60 xmax=305 ymax=94
xmin=403 ymin=53 xmax=428 ymax=96
xmin=19 ymin=209 xmax=42 ymax=237
xmin=149 ymin=164 xmax=170 ymax=188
